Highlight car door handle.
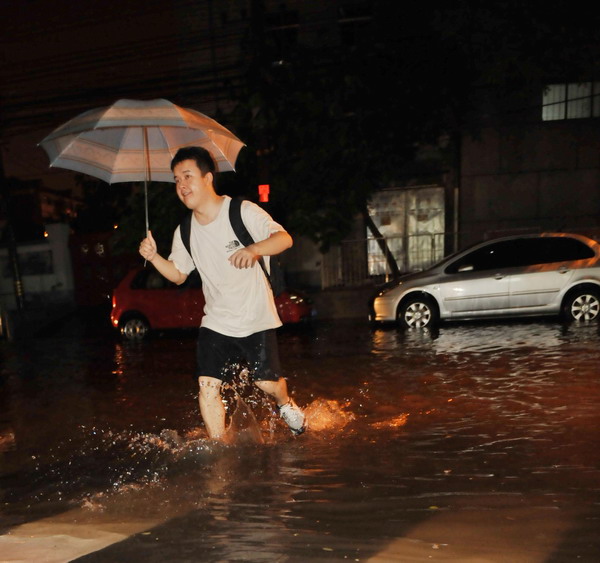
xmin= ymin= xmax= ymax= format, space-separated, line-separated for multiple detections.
xmin=494 ymin=273 xmax=505 ymax=280
xmin=558 ymin=266 xmax=569 ymax=274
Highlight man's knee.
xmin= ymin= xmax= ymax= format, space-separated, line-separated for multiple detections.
xmin=254 ymin=377 xmax=286 ymax=395
xmin=198 ymin=376 xmax=222 ymax=398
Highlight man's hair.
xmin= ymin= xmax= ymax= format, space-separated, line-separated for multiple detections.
xmin=171 ymin=146 xmax=217 ymax=178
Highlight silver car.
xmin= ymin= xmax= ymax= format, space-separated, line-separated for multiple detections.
xmin=370 ymin=232 xmax=600 ymax=328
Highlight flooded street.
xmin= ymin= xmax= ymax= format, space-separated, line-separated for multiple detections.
xmin=1 ymin=314 xmax=600 ymax=562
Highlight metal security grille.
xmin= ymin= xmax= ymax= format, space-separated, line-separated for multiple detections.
xmin=321 ymin=232 xmax=447 ymax=289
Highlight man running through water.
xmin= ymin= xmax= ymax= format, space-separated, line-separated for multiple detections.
xmin=139 ymin=146 xmax=306 ymax=441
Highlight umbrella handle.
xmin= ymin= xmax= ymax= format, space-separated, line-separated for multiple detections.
xmin=143 ymin=126 xmax=150 ymax=236
xmin=143 ymin=179 xmax=149 ymax=267
xmin=144 ymin=178 xmax=150 ymax=236
xmin=143 ymin=177 xmax=148 ymax=268
xmin=143 ymin=126 xmax=150 ymax=266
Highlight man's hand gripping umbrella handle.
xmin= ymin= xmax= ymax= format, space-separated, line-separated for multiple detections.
xmin=139 ymin=230 xmax=157 ymax=265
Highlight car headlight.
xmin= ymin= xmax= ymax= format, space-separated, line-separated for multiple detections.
xmin=377 ymin=283 xmax=401 ymax=297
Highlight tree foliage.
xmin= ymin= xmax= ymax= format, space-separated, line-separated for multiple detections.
xmin=81 ymin=0 xmax=600 ymax=257
xmin=228 ymin=0 xmax=600 ymax=251
xmin=230 ymin=2 xmax=462 ymax=251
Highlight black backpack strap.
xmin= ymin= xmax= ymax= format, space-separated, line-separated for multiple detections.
xmin=177 ymin=211 xmax=202 ymax=289
xmin=229 ymin=197 xmax=272 ymax=286
xmin=179 ymin=212 xmax=194 ymax=262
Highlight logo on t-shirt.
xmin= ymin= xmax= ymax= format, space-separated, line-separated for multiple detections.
xmin=226 ymin=240 xmax=241 ymax=252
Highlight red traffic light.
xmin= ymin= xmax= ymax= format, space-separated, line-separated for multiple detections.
xmin=258 ymin=184 xmax=270 ymax=202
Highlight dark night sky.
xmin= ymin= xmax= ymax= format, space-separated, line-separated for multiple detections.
xmin=1 ymin=0 xmax=224 ymax=187
xmin=2 ymin=0 xmax=598 ymax=189
xmin=2 ymin=0 xmax=184 ymax=130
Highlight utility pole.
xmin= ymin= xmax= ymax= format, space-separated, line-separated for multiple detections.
xmin=0 ymin=152 xmax=25 ymax=311
xmin=249 ymin=0 xmax=272 ymax=188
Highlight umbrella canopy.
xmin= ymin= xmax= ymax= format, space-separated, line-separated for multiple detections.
xmin=40 ymin=98 xmax=245 ymax=232
xmin=40 ymin=98 xmax=245 ymax=182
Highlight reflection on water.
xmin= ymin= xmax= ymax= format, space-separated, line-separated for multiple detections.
xmin=1 ymin=318 xmax=599 ymax=561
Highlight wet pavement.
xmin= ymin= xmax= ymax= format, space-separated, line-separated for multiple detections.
xmin=1 ymin=310 xmax=600 ymax=562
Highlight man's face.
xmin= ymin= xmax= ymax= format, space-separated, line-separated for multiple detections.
xmin=173 ymin=159 xmax=212 ymax=209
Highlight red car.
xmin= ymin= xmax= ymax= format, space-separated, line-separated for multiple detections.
xmin=111 ymin=267 xmax=315 ymax=340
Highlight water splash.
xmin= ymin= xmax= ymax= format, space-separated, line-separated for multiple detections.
xmin=370 ymin=413 xmax=409 ymax=430
xmin=223 ymin=395 xmax=265 ymax=445
xmin=303 ymin=399 xmax=355 ymax=432
xmin=0 ymin=427 xmax=16 ymax=452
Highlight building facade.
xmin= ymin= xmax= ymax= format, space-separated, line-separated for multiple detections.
xmin=460 ymin=82 xmax=600 ymax=246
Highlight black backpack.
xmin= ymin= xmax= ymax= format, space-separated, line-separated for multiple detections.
xmin=179 ymin=197 xmax=286 ymax=296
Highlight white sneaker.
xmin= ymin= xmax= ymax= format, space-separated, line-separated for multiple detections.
xmin=278 ymin=399 xmax=307 ymax=436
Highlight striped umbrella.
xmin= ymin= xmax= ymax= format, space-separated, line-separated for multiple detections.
xmin=40 ymin=98 xmax=245 ymax=232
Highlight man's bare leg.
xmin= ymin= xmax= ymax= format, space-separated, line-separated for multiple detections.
xmin=255 ymin=377 xmax=306 ymax=435
xmin=254 ymin=377 xmax=289 ymax=406
xmin=198 ymin=376 xmax=225 ymax=440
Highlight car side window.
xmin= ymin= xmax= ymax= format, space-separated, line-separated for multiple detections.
xmin=146 ymin=272 xmax=168 ymax=289
xmin=130 ymin=269 xmax=178 ymax=290
xmin=508 ymin=238 xmax=544 ymax=267
xmin=131 ymin=270 xmax=149 ymax=289
xmin=445 ymin=236 xmax=595 ymax=274
xmin=446 ymin=240 xmax=521 ymax=273
xmin=541 ymin=237 xmax=594 ymax=262
xmin=506 ymin=237 xmax=594 ymax=266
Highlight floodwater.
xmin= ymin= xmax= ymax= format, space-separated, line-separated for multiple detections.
xmin=1 ymin=313 xmax=599 ymax=562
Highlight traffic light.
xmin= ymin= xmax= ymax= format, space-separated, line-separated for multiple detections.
xmin=258 ymin=184 xmax=270 ymax=202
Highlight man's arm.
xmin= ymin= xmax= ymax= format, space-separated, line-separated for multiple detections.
xmin=229 ymin=230 xmax=292 ymax=270
xmin=139 ymin=230 xmax=188 ymax=285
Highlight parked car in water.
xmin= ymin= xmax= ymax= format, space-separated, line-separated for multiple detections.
xmin=370 ymin=232 xmax=600 ymax=329
xmin=111 ymin=267 xmax=315 ymax=340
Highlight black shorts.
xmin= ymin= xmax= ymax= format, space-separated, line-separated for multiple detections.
xmin=195 ymin=327 xmax=282 ymax=382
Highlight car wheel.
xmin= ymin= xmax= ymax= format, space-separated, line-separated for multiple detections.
xmin=397 ymin=295 xmax=438 ymax=329
xmin=120 ymin=316 xmax=150 ymax=340
xmin=562 ymin=288 xmax=600 ymax=323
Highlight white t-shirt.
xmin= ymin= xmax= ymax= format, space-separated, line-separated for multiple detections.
xmin=168 ymin=197 xmax=284 ymax=337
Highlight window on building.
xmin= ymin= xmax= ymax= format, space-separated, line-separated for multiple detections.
xmin=542 ymin=82 xmax=600 ymax=120
xmin=367 ymin=187 xmax=445 ymax=275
